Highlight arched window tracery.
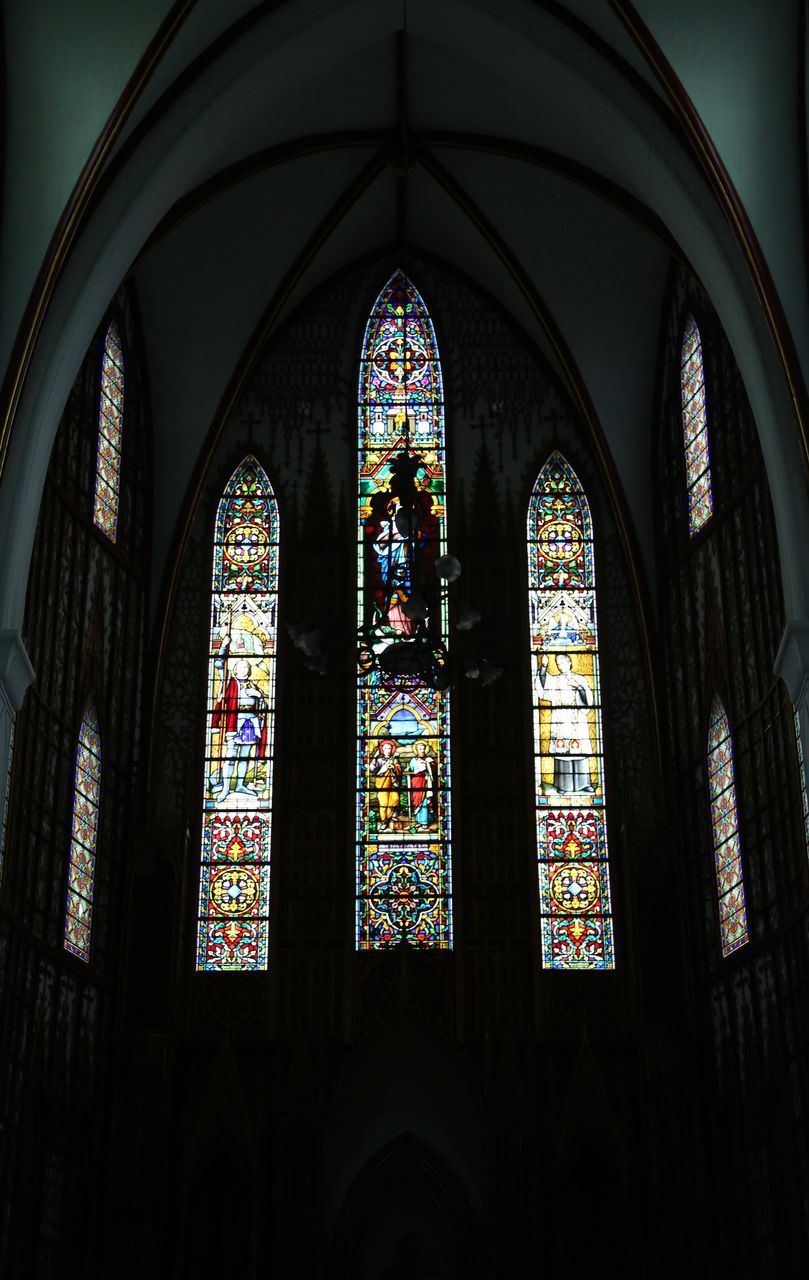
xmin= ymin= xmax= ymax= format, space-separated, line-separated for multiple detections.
xmin=93 ymin=320 xmax=125 ymax=542
xmin=681 ymin=315 xmax=713 ymax=535
xmin=707 ymin=697 xmax=749 ymax=956
xmin=63 ymin=705 xmax=101 ymax=962
xmin=528 ymin=454 xmax=614 ymax=969
xmin=356 ymin=272 xmax=452 ymax=949
xmin=196 ymin=457 xmax=278 ymax=971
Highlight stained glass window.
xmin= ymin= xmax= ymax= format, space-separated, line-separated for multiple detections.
xmin=528 ymin=454 xmax=614 ymax=969
xmin=0 ymin=719 xmax=14 ymax=889
xmin=197 ymin=457 xmax=278 ymax=971
xmin=93 ymin=321 xmax=125 ymax=541
xmin=681 ymin=315 xmax=713 ymax=535
xmin=63 ymin=707 xmax=101 ymax=962
xmin=794 ymin=709 xmax=809 ymax=851
xmin=356 ymin=272 xmax=452 ymax=948
xmin=707 ymin=698 xmax=749 ymax=956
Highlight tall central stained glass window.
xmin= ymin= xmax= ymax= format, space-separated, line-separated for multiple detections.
xmin=356 ymin=272 xmax=452 ymax=948
xmin=529 ymin=454 xmax=614 ymax=969
xmin=196 ymin=457 xmax=278 ymax=971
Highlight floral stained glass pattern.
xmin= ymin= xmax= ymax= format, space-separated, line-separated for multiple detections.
xmin=197 ymin=458 xmax=278 ymax=971
xmin=528 ymin=455 xmax=614 ymax=969
xmin=356 ymin=273 xmax=452 ymax=948
xmin=64 ymin=708 xmax=101 ymax=962
xmin=708 ymin=698 xmax=749 ymax=956
xmin=681 ymin=315 xmax=713 ymax=536
xmin=93 ymin=321 xmax=125 ymax=542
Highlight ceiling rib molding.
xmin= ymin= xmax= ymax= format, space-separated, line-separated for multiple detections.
xmin=135 ymin=127 xmax=677 ymax=268
xmin=148 ymin=147 xmax=388 ymax=774
xmin=420 ymin=131 xmax=679 ymax=256
xmin=610 ymin=0 xmax=809 ymax=484
xmin=798 ymin=0 xmax=809 ymax=300
xmin=101 ymin=0 xmax=299 ymax=202
xmin=419 ymin=150 xmax=662 ymax=766
xmin=0 ymin=0 xmax=198 ymax=479
xmin=136 ymin=130 xmax=389 ymax=263
xmin=528 ymin=0 xmax=677 ymax=131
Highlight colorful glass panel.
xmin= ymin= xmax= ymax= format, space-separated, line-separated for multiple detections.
xmin=681 ymin=315 xmax=713 ymax=535
xmin=197 ymin=457 xmax=278 ymax=971
xmin=356 ymin=272 xmax=452 ymax=948
xmin=795 ymin=708 xmax=809 ymax=852
xmin=63 ymin=707 xmax=101 ymax=962
xmin=93 ymin=321 xmax=125 ymax=542
xmin=528 ymin=454 xmax=614 ymax=969
xmin=0 ymin=718 xmax=14 ymax=889
xmin=707 ymin=698 xmax=749 ymax=956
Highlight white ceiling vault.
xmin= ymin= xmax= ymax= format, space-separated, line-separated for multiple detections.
xmin=1 ymin=0 xmax=808 ymax=642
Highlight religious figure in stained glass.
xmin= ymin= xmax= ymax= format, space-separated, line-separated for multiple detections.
xmin=356 ymin=272 xmax=452 ymax=948
xmin=536 ymin=653 xmax=596 ymax=794
xmin=707 ymin=697 xmax=749 ymax=956
xmin=528 ymin=454 xmax=614 ymax=969
xmin=681 ymin=315 xmax=714 ymax=535
xmin=197 ymin=457 xmax=278 ymax=971
xmin=93 ymin=321 xmax=125 ymax=542
xmin=64 ymin=706 xmax=101 ymax=962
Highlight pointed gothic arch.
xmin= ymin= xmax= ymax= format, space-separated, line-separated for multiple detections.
xmin=196 ymin=456 xmax=279 ymax=971
xmin=528 ymin=453 xmax=614 ymax=969
xmin=355 ymin=271 xmax=452 ymax=949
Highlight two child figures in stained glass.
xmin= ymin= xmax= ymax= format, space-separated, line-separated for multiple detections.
xmin=369 ymin=734 xmax=439 ymax=834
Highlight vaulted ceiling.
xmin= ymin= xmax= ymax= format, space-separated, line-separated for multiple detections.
xmin=2 ymin=0 xmax=808 ymax=632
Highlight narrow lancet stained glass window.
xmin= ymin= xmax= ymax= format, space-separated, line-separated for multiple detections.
xmin=707 ymin=698 xmax=749 ymax=956
xmin=795 ymin=709 xmax=809 ymax=851
xmin=0 ymin=719 xmax=13 ymax=889
xmin=197 ymin=458 xmax=278 ymax=971
xmin=356 ymin=272 xmax=452 ymax=948
xmin=529 ymin=455 xmax=614 ymax=969
xmin=93 ymin=321 xmax=125 ymax=541
xmin=64 ymin=707 xmax=101 ymax=962
xmin=681 ymin=315 xmax=713 ymax=535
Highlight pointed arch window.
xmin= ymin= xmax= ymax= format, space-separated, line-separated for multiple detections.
xmin=707 ymin=698 xmax=749 ymax=956
xmin=63 ymin=706 xmax=101 ymax=962
xmin=197 ymin=458 xmax=278 ymax=971
xmin=528 ymin=454 xmax=614 ymax=969
xmin=681 ymin=315 xmax=713 ymax=535
xmin=93 ymin=320 xmax=125 ymax=541
xmin=356 ymin=272 xmax=452 ymax=948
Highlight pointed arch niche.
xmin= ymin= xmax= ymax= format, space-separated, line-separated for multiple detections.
xmin=355 ymin=272 xmax=452 ymax=949
xmin=196 ymin=457 xmax=279 ymax=972
xmin=528 ymin=454 xmax=614 ymax=969
xmin=93 ymin=320 xmax=125 ymax=541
